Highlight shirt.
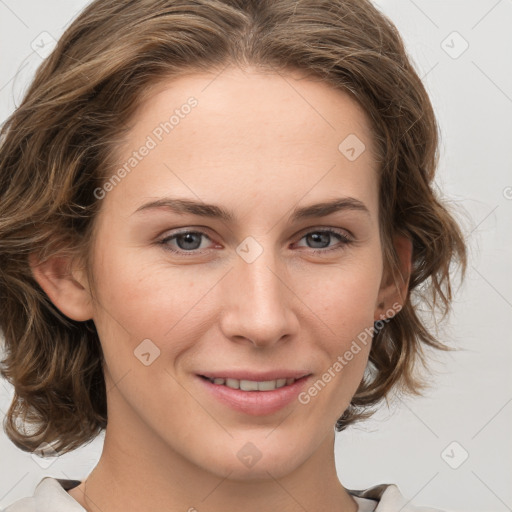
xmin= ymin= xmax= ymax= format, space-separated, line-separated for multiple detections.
xmin=3 ymin=477 xmax=444 ymax=511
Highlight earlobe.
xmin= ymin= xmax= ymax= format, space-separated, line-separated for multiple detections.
xmin=29 ymin=252 xmax=94 ymax=322
xmin=374 ymin=235 xmax=413 ymax=321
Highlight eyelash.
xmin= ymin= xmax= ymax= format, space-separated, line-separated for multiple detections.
xmin=158 ymin=228 xmax=353 ymax=256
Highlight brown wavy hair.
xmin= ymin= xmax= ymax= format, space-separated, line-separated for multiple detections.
xmin=0 ymin=0 xmax=466 ymax=454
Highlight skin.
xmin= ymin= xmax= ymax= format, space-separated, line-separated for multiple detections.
xmin=31 ymin=65 xmax=411 ymax=512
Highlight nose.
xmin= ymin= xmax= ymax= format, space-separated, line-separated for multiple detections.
xmin=219 ymin=245 xmax=299 ymax=348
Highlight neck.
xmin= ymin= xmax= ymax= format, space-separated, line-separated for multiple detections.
xmin=70 ymin=393 xmax=358 ymax=512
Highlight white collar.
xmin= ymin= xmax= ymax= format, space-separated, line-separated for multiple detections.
xmin=18 ymin=477 xmax=441 ymax=512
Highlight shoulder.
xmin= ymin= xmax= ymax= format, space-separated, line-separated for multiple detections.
xmin=3 ymin=477 xmax=84 ymax=512
xmin=349 ymin=483 xmax=445 ymax=512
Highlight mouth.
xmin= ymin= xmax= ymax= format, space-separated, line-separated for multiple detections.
xmin=196 ymin=372 xmax=312 ymax=415
xmin=198 ymin=375 xmax=302 ymax=391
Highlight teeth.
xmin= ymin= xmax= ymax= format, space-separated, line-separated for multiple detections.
xmin=226 ymin=378 xmax=239 ymax=389
xmin=240 ymin=379 xmax=259 ymax=391
xmin=257 ymin=380 xmax=276 ymax=391
xmin=207 ymin=377 xmax=298 ymax=391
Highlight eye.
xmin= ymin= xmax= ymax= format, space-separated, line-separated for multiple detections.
xmin=158 ymin=227 xmax=353 ymax=256
xmin=294 ymin=229 xmax=353 ymax=253
xmin=159 ymin=230 xmax=216 ymax=255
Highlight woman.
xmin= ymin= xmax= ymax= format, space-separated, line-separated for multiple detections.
xmin=0 ymin=1 xmax=466 ymax=511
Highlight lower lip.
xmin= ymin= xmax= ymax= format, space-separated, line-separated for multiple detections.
xmin=197 ymin=375 xmax=311 ymax=415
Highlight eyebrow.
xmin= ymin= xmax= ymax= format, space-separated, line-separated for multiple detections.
xmin=132 ymin=196 xmax=370 ymax=222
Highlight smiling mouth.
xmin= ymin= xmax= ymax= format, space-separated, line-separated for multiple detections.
xmin=199 ymin=375 xmax=304 ymax=391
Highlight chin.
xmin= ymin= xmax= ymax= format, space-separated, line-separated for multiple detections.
xmin=195 ymin=433 xmax=311 ymax=482
xmin=213 ymin=454 xmax=304 ymax=482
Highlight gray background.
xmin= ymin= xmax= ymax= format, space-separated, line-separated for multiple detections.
xmin=0 ymin=1 xmax=511 ymax=511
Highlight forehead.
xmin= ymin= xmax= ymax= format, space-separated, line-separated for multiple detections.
xmin=102 ymin=66 xmax=380 ymax=220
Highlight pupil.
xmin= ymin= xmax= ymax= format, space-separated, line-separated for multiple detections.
xmin=177 ymin=233 xmax=201 ymax=250
xmin=308 ymin=232 xmax=329 ymax=248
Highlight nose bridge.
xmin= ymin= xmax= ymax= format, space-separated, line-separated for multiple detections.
xmin=219 ymin=242 xmax=296 ymax=346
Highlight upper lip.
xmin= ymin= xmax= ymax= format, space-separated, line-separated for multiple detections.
xmin=198 ymin=370 xmax=311 ymax=381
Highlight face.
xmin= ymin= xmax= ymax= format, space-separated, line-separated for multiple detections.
xmin=80 ymin=66 xmax=397 ymax=479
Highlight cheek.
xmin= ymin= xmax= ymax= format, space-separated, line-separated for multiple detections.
xmin=293 ymin=257 xmax=380 ymax=407
xmin=90 ymin=242 xmax=221 ymax=368
xmin=296 ymin=257 xmax=382 ymax=337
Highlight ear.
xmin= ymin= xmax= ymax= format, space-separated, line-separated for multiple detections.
xmin=29 ymin=252 xmax=94 ymax=321
xmin=374 ymin=234 xmax=413 ymax=321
